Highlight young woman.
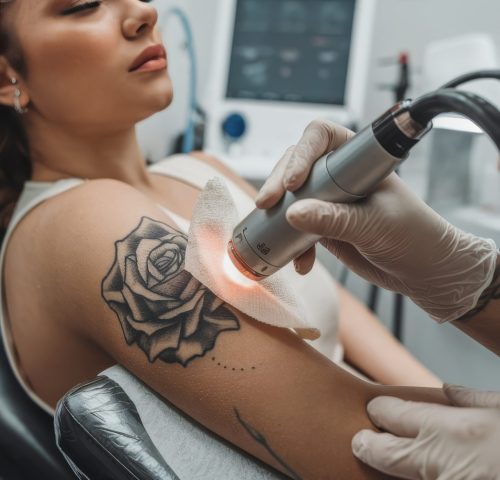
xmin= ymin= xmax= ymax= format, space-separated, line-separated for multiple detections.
xmin=0 ymin=0 xmax=444 ymax=478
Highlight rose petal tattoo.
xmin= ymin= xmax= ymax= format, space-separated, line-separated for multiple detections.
xmin=102 ymin=217 xmax=240 ymax=367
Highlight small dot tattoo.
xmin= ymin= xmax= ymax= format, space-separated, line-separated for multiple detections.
xmin=211 ymin=357 xmax=257 ymax=372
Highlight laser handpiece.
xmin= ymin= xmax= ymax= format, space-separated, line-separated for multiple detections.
xmin=228 ymin=87 xmax=500 ymax=281
xmin=227 ymin=102 xmax=430 ymax=280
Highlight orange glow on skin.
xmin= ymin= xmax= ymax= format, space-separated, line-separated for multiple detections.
xmin=222 ymin=252 xmax=255 ymax=288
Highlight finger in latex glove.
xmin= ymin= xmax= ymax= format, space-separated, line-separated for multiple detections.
xmin=255 ymin=119 xmax=354 ymax=208
xmin=352 ymin=395 xmax=500 ymax=480
xmin=293 ymin=245 xmax=316 ymax=275
xmin=444 ymin=383 xmax=500 ymax=408
xmin=255 ymin=145 xmax=296 ymax=209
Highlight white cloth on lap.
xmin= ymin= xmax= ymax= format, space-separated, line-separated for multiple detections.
xmin=101 ymin=365 xmax=285 ymax=480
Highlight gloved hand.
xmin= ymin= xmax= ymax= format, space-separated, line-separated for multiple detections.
xmin=256 ymin=119 xmax=498 ymax=323
xmin=351 ymin=385 xmax=500 ymax=480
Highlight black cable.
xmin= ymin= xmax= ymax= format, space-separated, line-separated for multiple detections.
xmin=338 ymin=265 xmax=349 ymax=286
xmin=409 ymin=89 xmax=500 ymax=151
xmin=401 ymin=86 xmax=500 ymax=342
xmin=367 ymin=284 xmax=379 ymax=313
xmin=393 ymin=293 xmax=404 ymax=342
xmin=441 ymin=69 xmax=500 ymax=89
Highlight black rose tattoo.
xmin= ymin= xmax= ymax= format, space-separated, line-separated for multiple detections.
xmin=102 ymin=217 xmax=240 ymax=366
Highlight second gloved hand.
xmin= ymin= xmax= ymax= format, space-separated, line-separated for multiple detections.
xmin=257 ymin=119 xmax=498 ymax=323
xmin=352 ymin=385 xmax=500 ymax=480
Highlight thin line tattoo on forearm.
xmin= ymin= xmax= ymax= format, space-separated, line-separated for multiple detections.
xmin=234 ymin=408 xmax=303 ymax=480
xmin=101 ymin=217 xmax=240 ymax=367
xmin=459 ymin=258 xmax=500 ymax=321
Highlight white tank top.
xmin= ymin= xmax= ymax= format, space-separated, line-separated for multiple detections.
xmin=0 ymin=154 xmax=340 ymax=415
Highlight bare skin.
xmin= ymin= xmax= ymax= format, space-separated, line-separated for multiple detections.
xmin=0 ymin=1 xmax=445 ymax=478
xmin=336 ymin=284 xmax=440 ymax=387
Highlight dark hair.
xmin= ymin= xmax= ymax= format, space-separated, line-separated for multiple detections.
xmin=0 ymin=1 xmax=30 ymax=242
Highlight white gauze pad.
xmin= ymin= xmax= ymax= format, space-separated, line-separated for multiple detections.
xmin=185 ymin=177 xmax=320 ymax=340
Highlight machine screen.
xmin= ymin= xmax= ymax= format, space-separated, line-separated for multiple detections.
xmin=226 ymin=0 xmax=356 ymax=105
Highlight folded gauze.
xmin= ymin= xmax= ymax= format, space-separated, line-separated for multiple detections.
xmin=184 ymin=177 xmax=320 ymax=340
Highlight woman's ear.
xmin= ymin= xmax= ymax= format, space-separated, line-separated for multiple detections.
xmin=0 ymin=57 xmax=28 ymax=110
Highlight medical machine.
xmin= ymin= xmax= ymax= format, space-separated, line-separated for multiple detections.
xmin=227 ymin=71 xmax=500 ymax=281
xmin=204 ymin=0 xmax=375 ymax=180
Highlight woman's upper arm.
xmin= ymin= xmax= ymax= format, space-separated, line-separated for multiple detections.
xmin=38 ymin=179 xmax=440 ymax=479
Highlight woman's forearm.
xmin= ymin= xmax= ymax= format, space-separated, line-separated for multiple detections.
xmin=108 ymin=309 xmax=445 ymax=480
xmin=337 ymin=285 xmax=441 ymax=387
xmin=57 ymin=191 xmax=446 ymax=479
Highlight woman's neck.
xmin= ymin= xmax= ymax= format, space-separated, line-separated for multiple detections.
xmin=27 ymin=120 xmax=153 ymax=190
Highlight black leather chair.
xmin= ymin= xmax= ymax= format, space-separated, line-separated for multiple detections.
xmin=0 ymin=323 xmax=178 ymax=480
xmin=55 ymin=376 xmax=180 ymax=480
xmin=0 ymin=329 xmax=74 ymax=479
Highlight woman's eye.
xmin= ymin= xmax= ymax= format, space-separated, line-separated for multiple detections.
xmin=62 ymin=0 xmax=152 ymax=15
xmin=62 ymin=1 xmax=102 ymax=16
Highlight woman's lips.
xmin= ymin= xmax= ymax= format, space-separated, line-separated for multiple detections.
xmin=130 ymin=57 xmax=167 ymax=73
xmin=129 ymin=44 xmax=167 ymax=72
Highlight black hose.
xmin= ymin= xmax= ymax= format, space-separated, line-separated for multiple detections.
xmin=393 ymin=293 xmax=404 ymax=342
xmin=441 ymin=69 xmax=500 ymax=89
xmin=409 ymin=89 xmax=500 ymax=151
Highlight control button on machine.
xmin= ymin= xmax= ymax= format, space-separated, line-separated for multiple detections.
xmin=222 ymin=113 xmax=247 ymax=141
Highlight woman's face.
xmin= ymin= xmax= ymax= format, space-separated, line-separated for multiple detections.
xmin=5 ymin=0 xmax=172 ymax=134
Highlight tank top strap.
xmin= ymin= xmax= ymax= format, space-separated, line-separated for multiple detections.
xmin=10 ymin=179 xmax=86 ymax=229
xmin=149 ymin=154 xmax=221 ymax=190
xmin=0 ymin=178 xmax=85 ymax=416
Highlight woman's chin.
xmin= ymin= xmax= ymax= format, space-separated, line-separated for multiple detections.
xmin=152 ymin=80 xmax=174 ymax=108
xmin=138 ymin=87 xmax=174 ymax=116
xmin=155 ymin=91 xmax=174 ymax=113
xmin=135 ymin=100 xmax=173 ymax=124
xmin=160 ymin=89 xmax=174 ymax=109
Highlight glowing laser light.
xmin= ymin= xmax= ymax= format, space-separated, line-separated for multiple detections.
xmin=223 ymin=252 xmax=254 ymax=287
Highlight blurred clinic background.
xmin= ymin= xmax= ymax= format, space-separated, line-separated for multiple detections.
xmin=142 ymin=0 xmax=500 ymax=389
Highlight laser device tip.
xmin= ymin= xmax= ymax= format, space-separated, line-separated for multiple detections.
xmin=226 ymin=240 xmax=266 ymax=282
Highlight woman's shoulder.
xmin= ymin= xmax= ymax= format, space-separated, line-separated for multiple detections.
xmin=6 ymin=177 xmax=183 ymax=322
xmin=13 ymin=177 xmax=166 ymax=244
xmin=9 ymin=178 xmax=143 ymax=242
xmin=5 ymin=178 xmax=138 ymax=273
xmin=5 ymin=178 xmax=164 ymax=280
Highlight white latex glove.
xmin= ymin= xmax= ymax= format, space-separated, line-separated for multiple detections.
xmin=256 ymin=119 xmax=498 ymax=323
xmin=351 ymin=385 xmax=500 ymax=480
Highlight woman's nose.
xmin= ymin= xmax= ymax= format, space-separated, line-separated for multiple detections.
xmin=122 ymin=1 xmax=159 ymax=39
